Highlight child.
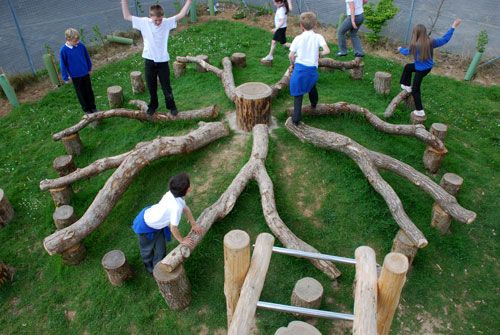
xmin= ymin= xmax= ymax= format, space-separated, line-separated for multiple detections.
xmin=121 ymin=0 xmax=191 ymax=116
xmin=289 ymin=12 xmax=330 ymax=125
xmin=337 ymin=0 xmax=366 ymax=57
xmin=398 ymin=19 xmax=461 ymax=117
xmin=262 ymin=0 xmax=293 ymax=61
xmin=59 ymin=28 xmax=97 ymax=115
xmin=132 ymin=173 xmax=203 ymax=274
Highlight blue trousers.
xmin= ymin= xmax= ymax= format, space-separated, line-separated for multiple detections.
xmin=337 ymin=13 xmax=365 ymax=56
xmin=138 ymin=230 xmax=166 ymax=273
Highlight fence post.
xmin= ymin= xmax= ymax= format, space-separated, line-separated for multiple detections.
xmin=404 ymin=0 xmax=416 ymax=44
xmin=6 ymin=0 xmax=36 ymax=75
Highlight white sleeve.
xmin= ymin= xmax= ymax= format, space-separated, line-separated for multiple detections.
xmin=318 ymin=34 xmax=327 ymax=48
xmin=164 ymin=16 xmax=177 ymax=30
xmin=132 ymin=16 xmax=145 ymax=30
xmin=290 ymin=37 xmax=299 ymax=52
xmin=169 ymin=206 xmax=182 ymax=227
xmin=277 ymin=7 xmax=286 ymax=19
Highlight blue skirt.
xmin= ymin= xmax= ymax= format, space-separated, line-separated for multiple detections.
xmin=290 ymin=63 xmax=318 ymax=97
xmin=132 ymin=206 xmax=171 ymax=241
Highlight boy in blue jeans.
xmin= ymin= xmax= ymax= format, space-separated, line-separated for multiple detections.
xmin=59 ymin=28 xmax=97 ymax=115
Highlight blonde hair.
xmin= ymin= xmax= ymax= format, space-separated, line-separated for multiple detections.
xmin=149 ymin=4 xmax=164 ymax=17
xmin=64 ymin=28 xmax=79 ymax=40
xmin=300 ymin=12 xmax=317 ymax=31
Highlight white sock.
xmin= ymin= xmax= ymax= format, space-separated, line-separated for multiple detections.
xmin=414 ymin=110 xmax=425 ymax=117
xmin=401 ymin=84 xmax=412 ymax=93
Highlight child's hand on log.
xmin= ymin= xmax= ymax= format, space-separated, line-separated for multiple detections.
xmin=191 ymin=225 xmax=204 ymax=235
xmin=182 ymin=236 xmax=196 ymax=248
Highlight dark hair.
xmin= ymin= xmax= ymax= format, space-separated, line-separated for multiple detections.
xmin=149 ymin=4 xmax=164 ymax=17
xmin=276 ymin=0 xmax=290 ymax=14
xmin=169 ymin=173 xmax=190 ymax=197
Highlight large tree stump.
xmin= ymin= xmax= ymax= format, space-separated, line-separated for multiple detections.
xmin=53 ymin=155 xmax=76 ymax=177
xmin=410 ymin=110 xmax=426 ymax=125
xmin=130 ymin=71 xmax=145 ymax=94
xmin=154 ymin=264 xmax=192 ymax=310
xmin=374 ymin=71 xmax=391 ymax=94
xmin=107 ymin=86 xmax=123 ymax=108
xmin=230 ymin=53 xmax=247 ymax=68
xmin=235 ymin=82 xmax=272 ymax=132
xmin=61 ymin=243 xmax=86 ymax=265
xmin=431 ymin=173 xmax=464 ymax=234
xmin=391 ymin=230 xmax=418 ymax=266
xmin=350 ymin=60 xmax=364 ymax=80
xmin=173 ymin=61 xmax=186 ymax=78
xmin=0 ymin=263 xmax=15 ymax=286
xmin=275 ymin=321 xmax=321 ymax=335
xmin=101 ymin=250 xmax=133 ymax=286
xmin=0 ymin=189 xmax=14 ymax=228
xmin=49 ymin=186 xmax=72 ymax=207
xmin=196 ymin=55 xmax=209 ymax=72
xmin=423 ymin=123 xmax=448 ymax=174
xmin=53 ymin=205 xmax=78 ymax=230
xmin=62 ymin=133 xmax=83 ymax=156
xmin=291 ymin=277 xmax=324 ymax=312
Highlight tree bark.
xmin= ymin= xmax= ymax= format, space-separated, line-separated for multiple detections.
xmin=62 ymin=133 xmax=83 ymax=155
xmin=107 ymin=85 xmax=123 ymax=108
xmin=101 ymin=250 xmax=133 ymax=286
xmin=423 ymin=123 xmax=449 ymax=174
xmin=270 ymin=66 xmax=292 ymax=98
xmin=318 ymin=57 xmax=363 ymax=70
xmin=384 ymin=90 xmax=411 ymax=118
xmin=391 ymin=230 xmax=418 ymax=266
xmin=0 ymin=189 xmax=14 ymax=228
xmin=173 ymin=61 xmax=186 ymax=78
xmin=235 ymin=82 xmax=272 ymax=132
xmin=374 ymin=71 xmax=392 ymax=95
xmin=0 ymin=263 xmax=15 ymax=286
xmin=154 ymin=264 xmax=191 ymax=310
xmin=49 ymin=186 xmax=72 ymax=207
xmin=53 ymin=205 xmax=78 ymax=230
xmin=275 ymin=321 xmax=321 ymax=335
xmin=353 ymin=246 xmax=378 ymax=335
xmin=230 ymin=52 xmax=247 ymax=68
xmin=53 ymin=155 xmax=76 ymax=177
xmin=260 ymin=58 xmax=272 ymax=67
xmin=291 ymin=277 xmax=324 ymax=310
xmin=130 ymin=71 xmax=145 ymax=94
xmin=431 ymin=173 xmax=464 ymax=234
xmin=195 ymin=55 xmax=209 ymax=72
xmin=43 ymin=122 xmax=229 ymax=255
xmin=61 ymin=243 xmax=86 ymax=265
xmin=410 ymin=111 xmax=426 ymax=125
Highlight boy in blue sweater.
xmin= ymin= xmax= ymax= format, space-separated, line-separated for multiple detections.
xmin=59 ymin=28 xmax=97 ymax=115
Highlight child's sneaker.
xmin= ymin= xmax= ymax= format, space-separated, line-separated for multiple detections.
xmin=400 ymin=84 xmax=412 ymax=93
xmin=261 ymin=55 xmax=273 ymax=61
xmin=414 ymin=109 xmax=425 ymax=117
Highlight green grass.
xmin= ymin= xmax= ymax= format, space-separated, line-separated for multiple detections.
xmin=1 ymin=20 xmax=499 ymax=334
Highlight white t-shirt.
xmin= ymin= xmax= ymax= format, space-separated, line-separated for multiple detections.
xmin=289 ymin=30 xmax=327 ymax=67
xmin=132 ymin=16 xmax=177 ymax=62
xmin=274 ymin=6 xmax=287 ymax=29
xmin=144 ymin=191 xmax=186 ymax=229
xmin=346 ymin=0 xmax=364 ymax=16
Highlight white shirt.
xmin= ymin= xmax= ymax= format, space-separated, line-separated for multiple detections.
xmin=144 ymin=191 xmax=186 ymax=229
xmin=346 ymin=0 xmax=364 ymax=16
xmin=132 ymin=16 xmax=177 ymax=62
xmin=275 ymin=6 xmax=287 ymax=29
xmin=290 ymin=30 xmax=327 ymax=67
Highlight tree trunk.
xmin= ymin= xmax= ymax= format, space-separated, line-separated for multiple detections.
xmin=353 ymin=246 xmax=378 ymax=335
xmin=391 ymin=230 xmax=418 ymax=266
xmin=235 ymin=82 xmax=272 ymax=132
xmin=101 ymin=250 xmax=133 ymax=286
xmin=0 ymin=189 xmax=14 ymax=228
xmin=153 ymin=264 xmax=191 ymax=310
xmin=62 ymin=133 xmax=83 ymax=156
xmin=53 ymin=155 xmax=76 ymax=177
xmin=49 ymin=186 xmax=72 ymax=207
xmin=0 ymin=263 xmax=15 ymax=286
xmin=423 ymin=123 xmax=449 ymax=174
xmin=350 ymin=63 xmax=364 ymax=80
xmin=318 ymin=57 xmax=363 ymax=70
xmin=374 ymin=71 xmax=392 ymax=95
xmin=291 ymin=277 xmax=324 ymax=311
xmin=196 ymin=55 xmax=209 ymax=72
xmin=410 ymin=111 xmax=426 ymax=125
xmin=230 ymin=52 xmax=247 ymax=68
xmin=384 ymin=90 xmax=411 ymax=118
xmin=130 ymin=71 xmax=145 ymax=94
xmin=275 ymin=321 xmax=321 ymax=335
xmin=107 ymin=85 xmax=123 ymax=108
xmin=61 ymin=243 xmax=86 ymax=265
xmin=53 ymin=205 xmax=78 ymax=230
xmin=431 ymin=173 xmax=464 ymax=234
xmin=173 ymin=61 xmax=186 ymax=78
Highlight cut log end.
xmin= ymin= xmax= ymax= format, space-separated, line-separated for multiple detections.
xmin=382 ymin=253 xmax=409 ymax=274
xmin=223 ymin=229 xmax=251 ymax=251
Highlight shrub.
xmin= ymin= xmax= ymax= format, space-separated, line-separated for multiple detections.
xmin=476 ymin=29 xmax=488 ymax=53
xmin=363 ymin=0 xmax=399 ymax=45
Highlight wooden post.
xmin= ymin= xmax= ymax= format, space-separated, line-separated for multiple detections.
xmin=0 ymin=189 xmax=15 ymax=228
xmin=154 ymin=264 xmax=192 ymax=310
xmin=49 ymin=186 xmax=72 ymax=207
xmin=61 ymin=243 xmax=86 ymax=265
xmin=391 ymin=230 xmax=418 ymax=266
xmin=291 ymin=277 xmax=324 ymax=311
xmin=228 ymin=233 xmax=275 ymax=335
xmin=374 ymin=71 xmax=392 ymax=94
xmin=224 ymin=230 xmax=251 ymax=327
xmin=62 ymin=133 xmax=83 ymax=156
xmin=53 ymin=155 xmax=76 ymax=177
xmin=431 ymin=173 xmax=464 ymax=234
xmin=130 ymin=71 xmax=145 ymax=94
xmin=102 ymin=250 xmax=133 ymax=286
xmin=0 ymin=263 xmax=15 ymax=286
xmin=377 ymin=252 xmax=409 ymax=335
xmin=230 ymin=53 xmax=247 ymax=68
xmin=275 ymin=320 xmax=321 ymax=335
xmin=196 ymin=55 xmax=209 ymax=72
xmin=350 ymin=60 xmax=364 ymax=80
xmin=410 ymin=111 xmax=426 ymax=125
xmin=52 ymin=205 xmax=78 ymax=230
xmin=235 ymin=82 xmax=272 ymax=132
xmin=353 ymin=246 xmax=377 ymax=335
xmin=107 ymin=85 xmax=123 ymax=108
xmin=173 ymin=61 xmax=186 ymax=78
xmin=423 ymin=123 xmax=448 ymax=174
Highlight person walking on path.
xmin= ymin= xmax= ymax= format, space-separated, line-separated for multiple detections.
xmin=337 ymin=0 xmax=366 ymax=57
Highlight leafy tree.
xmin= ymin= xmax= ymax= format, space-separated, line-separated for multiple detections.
xmin=363 ymin=0 xmax=399 ymax=44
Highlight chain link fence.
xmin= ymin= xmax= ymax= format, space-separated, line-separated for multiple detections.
xmin=1 ymin=0 xmax=498 ymax=76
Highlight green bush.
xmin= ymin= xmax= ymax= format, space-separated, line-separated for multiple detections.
xmin=476 ymin=29 xmax=488 ymax=53
xmin=363 ymin=0 xmax=399 ymax=44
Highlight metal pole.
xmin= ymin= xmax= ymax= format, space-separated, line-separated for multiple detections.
xmin=134 ymin=0 xmax=139 ymax=16
xmin=270 ymin=246 xmax=357 ymax=265
xmin=6 ymin=0 xmax=36 ymax=74
xmin=257 ymin=301 xmax=355 ymax=321
xmin=404 ymin=0 xmax=416 ymax=44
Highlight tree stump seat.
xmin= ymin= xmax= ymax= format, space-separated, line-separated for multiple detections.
xmin=235 ymin=82 xmax=272 ymax=132
xmin=101 ymin=250 xmax=133 ymax=286
xmin=423 ymin=123 xmax=448 ymax=174
xmin=0 ymin=263 xmax=15 ymax=286
xmin=154 ymin=264 xmax=191 ymax=310
xmin=61 ymin=243 xmax=86 ymax=265
xmin=291 ymin=277 xmax=324 ymax=311
xmin=374 ymin=71 xmax=392 ymax=94
xmin=53 ymin=205 xmax=78 ymax=230
xmin=53 ymin=155 xmax=76 ymax=177
xmin=230 ymin=53 xmax=247 ymax=68
xmin=49 ymin=186 xmax=72 ymax=207
xmin=431 ymin=173 xmax=464 ymax=234
xmin=173 ymin=61 xmax=186 ymax=78
xmin=130 ymin=71 xmax=145 ymax=94
xmin=107 ymin=85 xmax=123 ymax=108
xmin=62 ymin=133 xmax=83 ymax=156
xmin=0 ymin=189 xmax=14 ymax=228
xmin=275 ymin=321 xmax=321 ymax=335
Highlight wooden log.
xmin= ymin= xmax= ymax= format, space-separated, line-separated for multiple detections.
xmin=53 ymin=205 xmax=78 ymax=230
xmin=230 ymin=52 xmax=247 ymax=68
xmin=377 ymin=252 xmax=409 ymax=335
xmin=235 ymin=82 xmax=272 ymax=132
xmin=384 ymin=90 xmax=411 ymax=118
xmin=101 ymin=250 xmax=133 ymax=286
xmin=275 ymin=320 xmax=321 ymax=335
xmin=350 ymin=60 xmax=364 ymax=80
xmin=431 ymin=173 xmax=464 ymax=234
xmin=224 ymin=230 xmax=251 ymax=327
xmin=130 ymin=71 xmax=145 ymax=94
xmin=260 ymin=58 xmax=273 ymax=67
xmin=0 ymin=263 xmax=15 ymax=286
xmin=53 ymin=155 xmax=76 ymax=177
xmin=173 ymin=61 xmax=186 ymax=78
xmin=429 ymin=123 xmax=448 ymax=141
xmin=196 ymin=55 xmax=209 ymax=72
xmin=318 ymin=57 xmax=362 ymax=70
xmin=404 ymin=94 xmax=416 ymax=110
xmin=353 ymin=246 xmax=377 ymax=335
xmin=410 ymin=111 xmax=426 ymax=125
xmin=228 ymin=233 xmax=275 ymax=335
xmin=61 ymin=243 xmax=86 ymax=265
xmin=154 ymin=264 xmax=192 ymax=310
xmin=423 ymin=124 xmax=448 ymax=174
xmin=391 ymin=230 xmax=418 ymax=266
xmin=62 ymin=133 xmax=83 ymax=156
xmin=291 ymin=277 xmax=324 ymax=312
xmin=374 ymin=71 xmax=392 ymax=94
xmin=107 ymin=85 xmax=123 ymax=108
xmin=49 ymin=186 xmax=72 ymax=207
xmin=0 ymin=189 xmax=15 ymax=228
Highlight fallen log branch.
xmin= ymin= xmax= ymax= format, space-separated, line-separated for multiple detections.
xmin=52 ymin=103 xmax=219 ymax=141
xmin=270 ymin=66 xmax=292 ymax=98
xmin=161 ymin=124 xmax=341 ymax=279
xmin=318 ymin=57 xmax=363 ymax=70
xmin=384 ymin=90 xmax=411 ymax=118
xmin=43 ymin=122 xmax=229 ymax=255
xmin=287 ymin=102 xmax=446 ymax=151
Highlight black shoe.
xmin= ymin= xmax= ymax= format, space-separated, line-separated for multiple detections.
xmin=146 ymin=106 xmax=156 ymax=116
xmin=292 ymin=120 xmax=300 ymax=126
xmin=91 ymin=108 xmax=98 ymax=113
xmin=336 ymin=52 xmax=348 ymax=57
xmin=170 ymin=109 xmax=178 ymax=116
xmin=354 ymin=53 xmax=364 ymax=58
